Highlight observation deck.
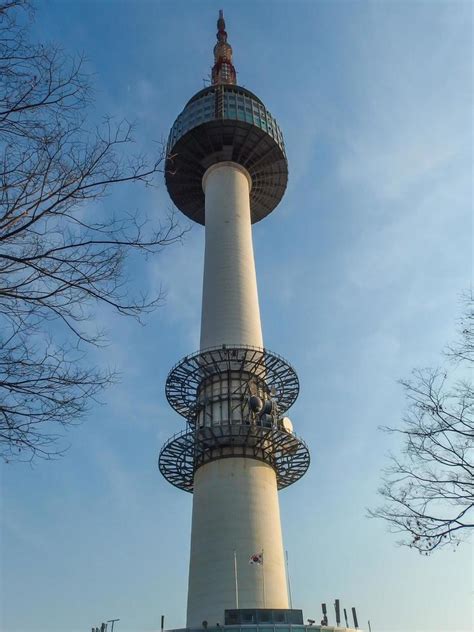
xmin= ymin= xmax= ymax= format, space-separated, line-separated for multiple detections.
xmin=165 ymin=85 xmax=288 ymax=225
xmin=159 ymin=345 xmax=310 ymax=493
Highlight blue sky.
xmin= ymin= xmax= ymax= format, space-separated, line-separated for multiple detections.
xmin=1 ymin=1 xmax=472 ymax=631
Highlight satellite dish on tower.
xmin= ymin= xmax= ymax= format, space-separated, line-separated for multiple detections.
xmin=281 ymin=417 xmax=293 ymax=434
xmin=249 ymin=395 xmax=263 ymax=413
xmin=262 ymin=399 xmax=274 ymax=414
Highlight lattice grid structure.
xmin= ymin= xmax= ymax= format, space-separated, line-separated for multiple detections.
xmin=160 ymin=345 xmax=309 ymax=493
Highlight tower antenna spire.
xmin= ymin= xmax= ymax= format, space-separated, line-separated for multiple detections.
xmin=212 ymin=9 xmax=236 ymax=85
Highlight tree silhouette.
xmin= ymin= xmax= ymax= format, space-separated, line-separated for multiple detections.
xmin=370 ymin=296 xmax=473 ymax=553
xmin=0 ymin=1 xmax=184 ymax=461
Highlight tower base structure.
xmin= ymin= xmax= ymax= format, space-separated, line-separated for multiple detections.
xmin=187 ymin=459 xmax=288 ymax=626
xmin=163 ymin=623 xmax=361 ymax=632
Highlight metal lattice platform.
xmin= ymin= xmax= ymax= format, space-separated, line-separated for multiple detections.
xmin=159 ymin=423 xmax=310 ymax=493
xmin=165 ymin=345 xmax=300 ymax=423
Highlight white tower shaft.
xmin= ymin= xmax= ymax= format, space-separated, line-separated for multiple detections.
xmin=200 ymin=162 xmax=263 ymax=350
xmin=186 ymin=162 xmax=289 ymax=626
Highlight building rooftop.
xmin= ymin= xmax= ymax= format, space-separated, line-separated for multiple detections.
xmin=164 ymin=626 xmax=361 ymax=632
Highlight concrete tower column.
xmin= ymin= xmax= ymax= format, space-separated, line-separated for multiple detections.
xmin=186 ymin=162 xmax=289 ymax=627
xmin=187 ymin=459 xmax=289 ymax=627
xmin=200 ymin=161 xmax=263 ymax=350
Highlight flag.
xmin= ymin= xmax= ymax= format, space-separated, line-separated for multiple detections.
xmin=249 ymin=552 xmax=263 ymax=565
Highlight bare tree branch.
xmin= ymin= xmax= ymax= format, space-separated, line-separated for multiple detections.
xmin=369 ymin=297 xmax=474 ymax=554
xmin=0 ymin=1 xmax=187 ymax=462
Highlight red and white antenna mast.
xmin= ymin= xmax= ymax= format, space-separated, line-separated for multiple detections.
xmin=211 ymin=9 xmax=236 ymax=85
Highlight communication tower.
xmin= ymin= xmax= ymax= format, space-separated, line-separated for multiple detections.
xmin=159 ymin=11 xmax=360 ymax=632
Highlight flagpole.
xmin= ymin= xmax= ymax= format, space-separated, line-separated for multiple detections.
xmin=285 ymin=550 xmax=293 ymax=609
xmin=261 ymin=548 xmax=266 ymax=608
xmin=233 ymin=549 xmax=239 ymax=609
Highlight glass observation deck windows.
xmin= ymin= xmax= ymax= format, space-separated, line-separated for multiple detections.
xmin=167 ymin=85 xmax=286 ymax=157
xmin=165 ymin=85 xmax=288 ymax=225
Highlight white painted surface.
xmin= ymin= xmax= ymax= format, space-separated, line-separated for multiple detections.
xmin=186 ymin=458 xmax=289 ymax=627
xmin=200 ymin=162 xmax=263 ymax=350
xmin=186 ymin=162 xmax=289 ymax=627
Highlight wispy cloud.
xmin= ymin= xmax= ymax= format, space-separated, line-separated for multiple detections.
xmin=149 ymin=227 xmax=203 ymax=349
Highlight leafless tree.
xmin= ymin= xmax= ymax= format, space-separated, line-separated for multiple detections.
xmin=370 ymin=296 xmax=474 ymax=554
xmin=0 ymin=1 xmax=184 ymax=462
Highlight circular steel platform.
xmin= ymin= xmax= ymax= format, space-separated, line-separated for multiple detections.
xmin=159 ymin=423 xmax=310 ymax=493
xmin=165 ymin=345 xmax=300 ymax=424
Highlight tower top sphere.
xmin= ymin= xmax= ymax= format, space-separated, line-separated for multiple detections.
xmin=165 ymin=11 xmax=288 ymax=225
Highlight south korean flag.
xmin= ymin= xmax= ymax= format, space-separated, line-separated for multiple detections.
xmin=249 ymin=552 xmax=263 ymax=565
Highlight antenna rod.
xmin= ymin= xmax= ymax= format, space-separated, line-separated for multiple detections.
xmin=233 ymin=550 xmax=239 ymax=608
xmin=211 ymin=9 xmax=236 ymax=85
xmin=352 ymin=607 xmax=359 ymax=629
xmin=321 ymin=603 xmax=328 ymax=627
xmin=285 ymin=550 xmax=293 ymax=609
xmin=334 ymin=599 xmax=341 ymax=626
